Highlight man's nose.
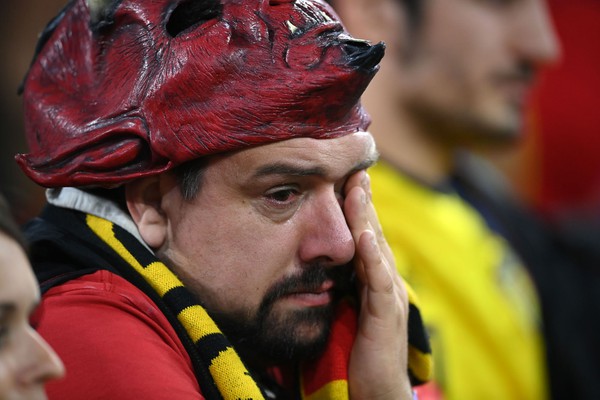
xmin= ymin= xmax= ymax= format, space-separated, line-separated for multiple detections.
xmin=510 ymin=0 xmax=561 ymax=67
xmin=298 ymin=190 xmax=355 ymax=266
xmin=18 ymin=328 xmax=65 ymax=386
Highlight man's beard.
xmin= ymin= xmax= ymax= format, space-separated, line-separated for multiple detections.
xmin=207 ymin=264 xmax=354 ymax=367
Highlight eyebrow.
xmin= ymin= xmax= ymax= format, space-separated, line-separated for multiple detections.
xmin=254 ymin=164 xmax=326 ymax=178
xmin=253 ymin=152 xmax=380 ymax=179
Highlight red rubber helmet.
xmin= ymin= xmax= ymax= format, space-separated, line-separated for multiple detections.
xmin=16 ymin=0 xmax=384 ymax=187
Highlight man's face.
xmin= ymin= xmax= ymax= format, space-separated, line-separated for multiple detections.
xmin=401 ymin=0 xmax=559 ymax=144
xmin=157 ymin=132 xmax=378 ymax=364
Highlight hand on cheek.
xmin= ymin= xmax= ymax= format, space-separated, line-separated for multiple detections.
xmin=343 ymin=170 xmax=412 ymax=400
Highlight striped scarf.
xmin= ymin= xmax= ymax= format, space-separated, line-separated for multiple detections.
xmin=85 ymin=213 xmax=432 ymax=399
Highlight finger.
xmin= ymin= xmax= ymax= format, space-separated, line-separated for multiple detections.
xmin=357 ymin=230 xmax=408 ymax=330
xmin=344 ymin=178 xmax=371 ymax=249
xmin=360 ymin=172 xmax=396 ymax=264
xmin=344 ymin=169 xmax=368 ymax=199
xmin=358 ymin=229 xmax=395 ymax=296
xmin=346 ymin=171 xmax=394 ymax=261
xmin=344 ymin=184 xmax=369 ymax=286
xmin=350 ymin=172 xmax=400 ymax=288
xmin=364 ymin=179 xmax=406 ymax=305
xmin=344 ymin=171 xmax=405 ymax=300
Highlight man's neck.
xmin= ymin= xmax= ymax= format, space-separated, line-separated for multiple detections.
xmin=369 ymin=109 xmax=454 ymax=186
xmin=360 ymin=73 xmax=454 ymax=185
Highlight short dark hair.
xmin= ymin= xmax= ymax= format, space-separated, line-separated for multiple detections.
xmin=173 ymin=156 xmax=210 ymax=201
xmin=0 ymin=194 xmax=27 ymax=251
xmin=87 ymin=156 xmax=209 ymax=209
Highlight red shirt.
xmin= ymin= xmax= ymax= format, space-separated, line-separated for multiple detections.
xmin=38 ymin=270 xmax=204 ymax=399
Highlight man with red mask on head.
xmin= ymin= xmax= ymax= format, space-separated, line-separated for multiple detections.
xmin=16 ymin=0 xmax=431 ymax=399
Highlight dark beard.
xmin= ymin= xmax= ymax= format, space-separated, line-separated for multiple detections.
xmin=207 ymin=264 xmax=354 ymax=367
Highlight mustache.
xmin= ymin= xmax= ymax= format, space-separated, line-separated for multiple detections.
xmin=262 ymin=263 xmax=354 ymax=306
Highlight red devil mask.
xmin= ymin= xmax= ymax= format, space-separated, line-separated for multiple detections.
xmin=16 ymin=0 xmax=384 ymax=187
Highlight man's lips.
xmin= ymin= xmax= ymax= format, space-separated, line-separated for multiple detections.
xmin=279 ymin=280 xmax=335 ymax=307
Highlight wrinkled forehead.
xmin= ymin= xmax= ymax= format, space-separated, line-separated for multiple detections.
xmin=223 ymin=130 xmax=378 ymax=174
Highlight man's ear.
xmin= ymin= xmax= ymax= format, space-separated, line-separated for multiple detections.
xmin=125 ymin=176 xmax=169 ymax=249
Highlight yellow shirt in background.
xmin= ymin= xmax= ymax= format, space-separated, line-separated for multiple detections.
xmin=370 ymin=161 xmax=547 ymax=400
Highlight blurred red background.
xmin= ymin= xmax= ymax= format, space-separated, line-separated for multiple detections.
xmin=501 ymin=0 xmax=600 ymax=223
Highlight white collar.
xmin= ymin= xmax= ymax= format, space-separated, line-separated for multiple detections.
xmin=46 ymin=187 xmax=154 ymax=253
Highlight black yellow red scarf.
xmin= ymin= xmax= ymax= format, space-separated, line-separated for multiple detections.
xmin=81 ymin=212 xmax=431 ymax=399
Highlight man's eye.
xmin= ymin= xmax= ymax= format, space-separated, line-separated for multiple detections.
xmin=266 ymin=188 xmax=298 ymax=203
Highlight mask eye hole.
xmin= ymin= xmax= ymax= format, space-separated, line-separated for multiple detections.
xmin=166 ymin=0 xmax=223 ymax=38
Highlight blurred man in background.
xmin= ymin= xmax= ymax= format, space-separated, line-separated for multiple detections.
xmin=327 ymin=0 xmax=562 ymax=398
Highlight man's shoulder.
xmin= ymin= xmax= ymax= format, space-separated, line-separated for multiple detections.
xmin=41 ymin=269 xmax=172 ymax=337
xmin=40 ymin=269 xmax=203 ymax=399
xmin=44 ymin=269 xmax=153 ymax=306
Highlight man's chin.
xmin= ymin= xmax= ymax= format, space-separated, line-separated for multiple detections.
xmin=215 ymin=304 xmax=334 ymax=366
xmin=252 ymin=306 xmax=334 ymax=364
xmin=210 ymin=264 xmax=352 ymax=365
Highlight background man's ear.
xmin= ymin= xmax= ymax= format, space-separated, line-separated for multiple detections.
xmin=126 ymin=176 xmax=169 ymax=249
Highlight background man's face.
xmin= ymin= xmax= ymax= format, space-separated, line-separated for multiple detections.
xmin=402 ymin=0 xmax=559 ymax=144
xmin=156 ymin=132 xmax=377 ymax=365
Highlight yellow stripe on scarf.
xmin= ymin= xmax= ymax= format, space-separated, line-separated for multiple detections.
xmin=85 ymin=213 xmax=431 ymax=398
xmin=405 ymin=282 xmax=434 ymax=383
xmin=86 ymin=215 xmax=265 ymax=400
xmin=302 ymin=379 xmax=348 ymax=400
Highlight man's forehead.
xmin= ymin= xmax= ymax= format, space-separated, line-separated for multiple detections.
xmin=236 ymin=131 xmax=378 ymax=176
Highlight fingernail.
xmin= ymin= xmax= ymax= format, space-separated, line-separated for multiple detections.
xmin=361 ymin=171 xmax=369 ymax=189
xmin=361 ymin=191 xmax=367 ymax=205
xmin=369 ymin=231 xmax=377 ymax=247
xmin=362 ymin=173 xmax=372 ymax=201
